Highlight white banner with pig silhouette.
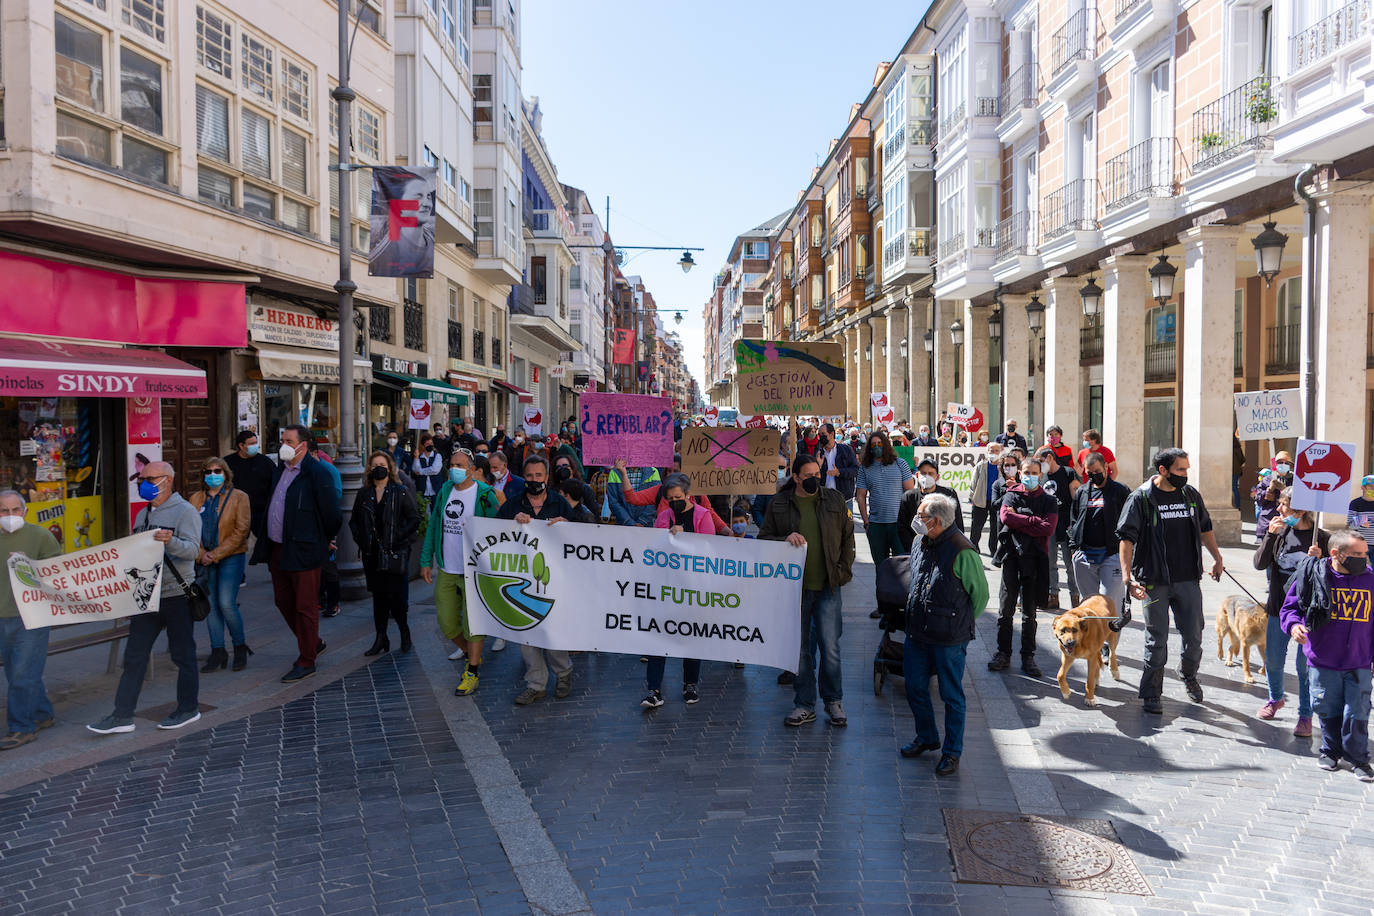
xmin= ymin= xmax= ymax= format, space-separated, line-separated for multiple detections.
xmin=10 ymin=531 xmax=165 ymax=629
xmin=1290 ymin=438 xmax=1356 ymax=516
xmin=462 ymin=517 xmax=803 ymax=669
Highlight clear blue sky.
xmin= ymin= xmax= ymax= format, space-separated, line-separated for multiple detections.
xmin=521 ymin=0 xmax=924 ymax=394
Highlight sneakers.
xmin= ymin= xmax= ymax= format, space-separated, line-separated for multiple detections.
xmin=987 ymin=651 xmax=1011 ymax=672
xmin=683 ymin=684 xmax=700 ymax=705
xmin=1258 ymin=698 xmax=1285 ymax=720
xmin=641 ymin=689 xmax=665 ymax=709
xmin=321 ymin=605 xmax=340 ymax=619
xmin=554 ymin=674 xmax=572 ymax=699
xmin=1183 ymin=675 xmax=1204 ymax=703
xmin=1294 ymin=716 xmax=1313 ymax=738
xmin=157 ymin=709 xmax=202 ymax=730
xmin=448 ymin=647 xmax=466 ymax=660
xmin=281 ymin=665 xmax=316 ymax=683
xmin=0 ymin=732 xmax=36 ymax=750
xmin=783 ymin=706 xmax=816 ymax=727
xmin=315 ymin=640 xmax=328 ymax=658
xmin=825 ymin=701 xmax=847 ymax=727
xmin=1355 ymin=763 xmax=1374 ymax=783
xmin=86 ymin=715 xmax=135 ymax=735
xmin=454 ymin=668 xmax=479 ymax=696
xmin=1318 ymin=754 xmax=1341 ymax=771
xmin=1021 ymin=657 xmax=1042 ymax=678
xmin=491 ymin=638 xmax=507 ymax=652
xmin=1142 ymin=697 xmax=1164 ymax=715
xmin=514 ymin=687 xmax=545 ymax=706
xmin=934 ymin=754 xmax=960 ymax=777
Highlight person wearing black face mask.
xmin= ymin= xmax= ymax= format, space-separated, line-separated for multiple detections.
xmin=995 ymin=419 xmax=1028 ymax=453
xmin=1068 ymin=452 xmax=1131 ymax=616
xmin=349 ymin=452 xmax=419 ymax=656
xmin=1116 ymin=447 xmax=1225 ymax=714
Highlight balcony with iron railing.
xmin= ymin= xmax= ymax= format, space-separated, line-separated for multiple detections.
xmin=1144 ymin=341 xmax=1176 ymax=383
xmin=472 ymin=329 xmax=485 ymax=363
xmin=1191 ymin=76 xmax=1276 ymax=172
xmin=937 ymin=231 xmax=966 ymax=263
xmin=1115 ymin=0 xmax=1149 ymax=25
xmin=883 ymin=124 xmax=906 ymax=165
xmin=1050 ymin=9 xmax=1097 ymax=79
xmin=370 ymin=303 xmax=393 ymax=344
xmin=1103 ymin=137 xmax=1175 ymax=211
xmin=937 ymin=100 xmax=967 ymax=143
xmin=973 ymin=226 xmax=997 ymax=249
xmin=1080 ymin=321 xmax=1104 ymax=362
xmin=1041 ymin=179 xmax=1099 ymax=241
xmin=1000 ymin=64 xmax=1037 ymax=117
xmin=403 ymin=299 xmax=425 ymax=350
xmin=448 ymin=320 xmax=464 ymax=361
xmin=1291 ymin=0 xmax=1373 ymax=71
xmin=995 ymin=211 xmax=1037 ymax=260
xmin=866 ymin=178 xmax=879 ymax=210
xmin=910 ymin=118 xmax=936 ymax=146
xmin=974 ymin=97 xmax=1000 ymax=118
xmin=1266 ymin=323 xmax=1301 ymax=374
xmin=526 ymin=207 xmax=571 ymax=245
xmin=492 ymin=336 xmax=502 ymax=365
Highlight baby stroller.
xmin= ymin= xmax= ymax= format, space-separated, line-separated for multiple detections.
xmin=873 ymin=554 xmax=911 ymax=695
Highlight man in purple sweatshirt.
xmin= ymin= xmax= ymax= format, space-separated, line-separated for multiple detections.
xmin=1280 ymin=529 xmax=1374 ymax=781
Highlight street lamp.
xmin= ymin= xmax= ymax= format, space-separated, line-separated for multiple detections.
xmin=922 ymin=329 xmax=934 ymax=353
xmin=1252 ymin=219 xmax=1288 ymax=287
xmin=900 ymin=337 xmax=909 ymax=358
xmin=1080 ymin=276 xmax=1103 ymax=318
xmin=1025 ymin=294 xmax=1045 ymax=336
xmin=988 ymin=308 xmax=1002 ymax=340
xmin=949 ymin=319 xmax=964 ymax=346
xmin=679 ymin=251 xmax=696 ymax=274
xmin=1148 ymin=254 xmax=1177 ymax=305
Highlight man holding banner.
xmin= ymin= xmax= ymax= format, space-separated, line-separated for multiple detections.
xmin=89 ymin=462 xmax=203 ymax=735
xmin=0 ymin=491 xmax=62 ymax=750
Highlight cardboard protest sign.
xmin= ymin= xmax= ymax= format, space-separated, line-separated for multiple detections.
xmin=578 ymin=393 xmax=674 ymax=467
xmin=734 ymin=340 xmax=845 ymax=416
xmin=521 ymin=406 xmax=543 ymax=438
xmin=10 ymin=531 xmax=165 ymax=629
xmin=462 ymin=517 xmax=802 ymax=670
xmin=680 ymin=428 xmax=781 ymax=495
xmin=1291 ymin=438 xmax=1356 ymax=516
xmin=1233 ymin=389 xmax=1301 ymax=441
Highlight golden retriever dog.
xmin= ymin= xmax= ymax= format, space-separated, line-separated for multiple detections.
xmin=1216 ymin=595 xmax=1267 ymax=684
xmin=1052 ymin=595 xmax=1122 ymax=707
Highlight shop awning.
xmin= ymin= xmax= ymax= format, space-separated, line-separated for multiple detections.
xmin=492 ymin=378 xmax=534 ymax=403
xmin=377 ymin=371 xmax=468 ymax=406
xmin=255 ymin=347 xmax=372 ymax=384
xmin=0 ymin=338 xmax=207 ymax=398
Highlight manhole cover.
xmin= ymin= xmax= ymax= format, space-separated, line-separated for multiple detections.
xmin=944 ymin=808 xmax=1152 ymax=896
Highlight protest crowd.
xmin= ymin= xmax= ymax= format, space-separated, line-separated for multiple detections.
xmin=3 ymin=398 xmax=1373 ymax=787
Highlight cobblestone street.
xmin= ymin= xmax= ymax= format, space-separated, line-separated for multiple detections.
xmin=2 ymin=533 xmax=1373 ymax=914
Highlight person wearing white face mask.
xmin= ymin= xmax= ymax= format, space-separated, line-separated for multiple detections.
xmin=383 ymin=429 xmax=412 ymax=478
xmin=898 ymin=459 xmax=964 ymax=554
xmin=250 ymin=425 xmax=342 ymax=683
xmin=0 ymin=490 xmax=62 ymax=750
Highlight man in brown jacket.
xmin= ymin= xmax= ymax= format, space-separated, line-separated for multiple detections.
xmin=759 ymin=454 xmax=856 ymax=729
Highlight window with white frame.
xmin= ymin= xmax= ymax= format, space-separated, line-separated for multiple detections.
xmin=972 ymin=158 xmax=998 ymax=245
xmin=884 ymin=173 xmax=906 ymax=245
xmin=196 ymin=6 xmax=233 ymax=79
xmin=505 ymin=181 xmax=519 ymax=254
xmin=883 ymin=73 xmax=906 ymax=133
xmin=938 ymin=29 xmax=967 ymax=120
xmin=122 ymin=0 xmax=166 ymax=43
xmin=474 ymin=188 xmax=493 ymax=239
xmin=54 ymin=11 xmax=175 ymax=186
xmin=937 ymin=165 xmax=966 ymax=244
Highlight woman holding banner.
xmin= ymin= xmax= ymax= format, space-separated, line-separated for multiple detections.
xmin=189 ymin=457 xmax=252 ymax=672
xmin=642 ymin=473 xmax=715 ymax=709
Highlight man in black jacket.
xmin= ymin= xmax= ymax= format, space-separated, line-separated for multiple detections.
xmin=898 ymin=459 xmax=965 ymax=554
xmin=1068 ymin=451 xmax=1131 ymax=616
xmin=990 ymin=458 xmax=1058 ymax=677
xmin=1035 ymin=447 xmax=1081 ymax=610
xmin=1117 ymin=447 xmax=1225 ymax=714
xmin=252 ymin=424 xmax=342 ymax=682
xmin=816 ymin=423 xmax=859 ymax=502
xmin=223 ymin=430 xmax=275 ymax=541
xmin=994 ymin=419 xmax=1029 ymax=452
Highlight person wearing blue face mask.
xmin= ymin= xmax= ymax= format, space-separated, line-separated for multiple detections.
xmin=421 ymin=448 xmax=502 ymax=696
xmin=189 ymin=458 xmax=252 ymax=673
xmin=351 ymin=452 xmax=420 ymax=657
xmin=990 ymin=458 xmax=1058 ymax=678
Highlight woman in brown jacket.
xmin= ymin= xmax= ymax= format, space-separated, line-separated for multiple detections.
xmin=189 ymin=456 xmax=253 ymax=671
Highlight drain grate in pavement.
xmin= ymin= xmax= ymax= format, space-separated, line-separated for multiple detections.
xmin=943 ymin=808 xmax=1153 ymax=896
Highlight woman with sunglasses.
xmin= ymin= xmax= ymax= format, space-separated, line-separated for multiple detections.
xmin=189 ymin=457 xmax=253 ymax=671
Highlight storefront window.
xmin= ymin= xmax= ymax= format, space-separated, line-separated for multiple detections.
xmin=261 ymin=381 xmax=365 ymax=458
xmin=0 ymin=397 xmax=106 ymax=549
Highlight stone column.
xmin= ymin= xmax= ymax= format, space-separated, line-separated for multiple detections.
xmin=1181 ymin=225 xmax=1244 ymax=544
xmin=1042 ymin=276 xmax=1084 ymax=440
xmin=1000 ymin=294 xmax=1030 ymax=434
xmin=1101 ymin=255 xmax=1150 ymax=486
xmin=962 ymin=301 xmax=991 ymax=424
xmin=844 ymin=325 xmax=861 ymax=420
xmin=908 ymin=301 xmax=933 ymax=426
xmin=857 ymin=321 xmax=874 ymax=421
xmin=870 ymin=313 xmax=889 ymax=418
xmin=934 ymin=299 xmax=957 ymax=421
xmin=887 ymin=303 xmax=909 ymax=424
xmin=1311 ymin=181 xmax=1373 ymax=498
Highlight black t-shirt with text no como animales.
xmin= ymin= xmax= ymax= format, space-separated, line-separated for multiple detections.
xmin=1152 ymin=483 xmax=1212 ymax=583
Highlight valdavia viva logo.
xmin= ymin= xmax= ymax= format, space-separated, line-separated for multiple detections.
xmin=475 ymin=548 xmax=555 ymax=630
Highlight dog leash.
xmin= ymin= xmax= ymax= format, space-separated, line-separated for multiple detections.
xmin=1223 ymin=568 xmax=1267 ymax=608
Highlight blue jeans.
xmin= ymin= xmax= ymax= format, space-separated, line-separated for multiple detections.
xmin=902 ymin=638 xmax=968 ymax=757
xmin=794 ymin=587 xmax=843 ymax=709
xmin=0 ymin=617 xmax=53 ymax=734
xmin=646 ymin=656 xmax=701 ymax=691
xmin=202 ymin=552 xmax=247 ymax=650
xmin=1310 ymin=665 xmax=1372 ymax=766
xmin=1264 ymin=614 xmax=1310 ymax=716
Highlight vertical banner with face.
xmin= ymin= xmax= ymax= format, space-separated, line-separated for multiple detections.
xmin=368 ymin=166 xmax=438 ymax=278
xmin=126 ymin=397 xmax=161 ymax=531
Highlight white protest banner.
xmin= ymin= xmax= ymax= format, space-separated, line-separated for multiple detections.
xmin=521 ymin=405 xmax=544 ymax=438
xmin=462 ymin=517 xmax=803 ymax=669
xmin=10 ymin=531 xmax=165 ymax=630
xmin=1233 ymin=388 xmax=1301 ymax=441
xmin=896 ymin=445 xmax=984 ymax=496
xmin=1291 ymin=438 xmax=1356 ymax=516
xmin=407 ymin=398 xmax=432 ymax=430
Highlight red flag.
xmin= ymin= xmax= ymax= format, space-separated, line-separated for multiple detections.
xmin=612 ymin=329 xmax=636 ymax=365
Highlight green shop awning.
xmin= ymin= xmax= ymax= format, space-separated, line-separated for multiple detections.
xmin=377 ymin=371 xmax=469 ymax=406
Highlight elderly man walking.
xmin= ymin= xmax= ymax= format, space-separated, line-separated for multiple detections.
xmin=900 ymin=493 xmax=988 ymax=777
xmin=89 ymin=463 xmax=203 ymax=734
xmin=0 ymin=491 xmax=62 ymax=749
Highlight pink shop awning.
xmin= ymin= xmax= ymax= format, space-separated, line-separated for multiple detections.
xmin=0 ymin=339 xmax=208 ymax=399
